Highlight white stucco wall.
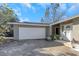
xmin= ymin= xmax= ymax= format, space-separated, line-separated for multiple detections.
xmin=60 ymin=23 xmax=72 ymax=41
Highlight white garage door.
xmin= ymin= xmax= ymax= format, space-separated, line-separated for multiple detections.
xmin=19 ymin=27 xmax=46 ymax=40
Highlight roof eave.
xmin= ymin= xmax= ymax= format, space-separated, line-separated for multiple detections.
xmin=7 ymin=22 xmax=49 ymax=27
xmin=50 ymin=15 xmax=79 ymax=25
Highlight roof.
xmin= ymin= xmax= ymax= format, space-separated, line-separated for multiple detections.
xmin=8 ymin=22 xmax=49 ymax=27
xmin=50 ymin=15 xmax=79 ymax=25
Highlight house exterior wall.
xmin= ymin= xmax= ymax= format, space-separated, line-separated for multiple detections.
xmin=13 ymin=25 xmax=19 ymax=40
xmin=72 ymin=18 xmax=79 ymax=42
xmin=51 ymin=17 xmax=79 ymax=42
xmin=51 ymin=26 xmax=55 ymax=36
xmin=60 ymin=23 xmax=72 ymax=41
xmin=60 ymin=18 xmax=79 ymax=42
xmin=46 ymin=26 xmax=50 ymax=37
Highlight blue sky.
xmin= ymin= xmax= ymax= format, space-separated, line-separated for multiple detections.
xmin=7 ymin=3 xmax=79 ymax=22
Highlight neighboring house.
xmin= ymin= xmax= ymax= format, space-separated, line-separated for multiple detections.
xmin=8 ymin=15 xmax=79 ymax=43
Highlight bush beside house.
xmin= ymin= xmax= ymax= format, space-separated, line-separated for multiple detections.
xmin=0 ymin=4 xmax=19 ymax=44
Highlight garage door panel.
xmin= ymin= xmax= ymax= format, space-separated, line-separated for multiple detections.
xmin=19 ymin=27 xmax=46 ymax=40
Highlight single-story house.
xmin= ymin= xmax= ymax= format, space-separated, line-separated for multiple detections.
xmin=8 ymin=15 xmax=79 ymax=42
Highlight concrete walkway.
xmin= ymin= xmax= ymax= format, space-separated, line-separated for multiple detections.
xmin=0 ymin=40 xmax=79 ymax=56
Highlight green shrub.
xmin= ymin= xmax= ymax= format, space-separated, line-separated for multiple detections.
xmin=50 ymin=35 xmax=54 ymax=40
xmin=50 ymin=34 xmax=60 ymax=40
xmin=54 ymin=34 xmax=60 ymax=40
xmin=0 ymin=33 xmax=6 ymax=44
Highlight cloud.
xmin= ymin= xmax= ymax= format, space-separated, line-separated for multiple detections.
xmin=38 ymin=3 xmax=50 ymax=9
xmin=61 ymin=15 xmax=68 ymax=20
xmin=68 ymin=4 xmax=79 ymax=11
xmin=19 ymin=17 xmax=30 ymax=22
xmin=23 ymin=3 xmax=36 ymax=13
xmin=13 ymin=8 xmax=21 ymax=16
xmin=24 ymin=3 xmax=32 ymax=8
xmin=13 ymin=8 xmax=30 ymax=22
xmin=66 ymin=4 xmax=79 ymax=16
xmin=31 ymin=6 xmax=36 ymax=13
xmin=59 ymin=4 xmax=67 ymax=11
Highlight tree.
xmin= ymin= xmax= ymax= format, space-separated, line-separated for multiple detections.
xmin=41 ymin=7 xmax=50 ymax=23
xmin=40 ymin=17 xmax=44 ymax=22
xmin=42 ymin=3 xmax=69 ymax=23
xmin=51 ymin=3 xmax=60 ymax=22
xmin=0 ymin=4 xmax=19 ymax=43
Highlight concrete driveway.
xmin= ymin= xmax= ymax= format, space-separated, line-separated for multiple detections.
xmin=0 ymin=40 xmax=79 ymax=56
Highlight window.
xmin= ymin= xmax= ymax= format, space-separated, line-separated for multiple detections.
xmin=66 ymin=25 xmax=71 ymax=30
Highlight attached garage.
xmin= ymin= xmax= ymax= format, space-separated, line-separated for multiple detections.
xmin=8 ymin=22 xmax=49 ymax=40
xmin=19 ymin=27 xmax=46 ymax=40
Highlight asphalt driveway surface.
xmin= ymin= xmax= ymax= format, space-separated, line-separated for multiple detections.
xmin=0 ymin=40 xmax=79 ymax=56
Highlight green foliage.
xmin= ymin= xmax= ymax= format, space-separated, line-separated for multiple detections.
xmin=0 ymin=33 xmax=6 ymax=44
xmin=0 ymin=4 xmax=19 ymax=43
xmin=50 ymin=34 xmax=60 ymax=40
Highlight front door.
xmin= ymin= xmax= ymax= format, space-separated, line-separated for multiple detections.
xmin=55 ymin=28 xmax=60 ymax=35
